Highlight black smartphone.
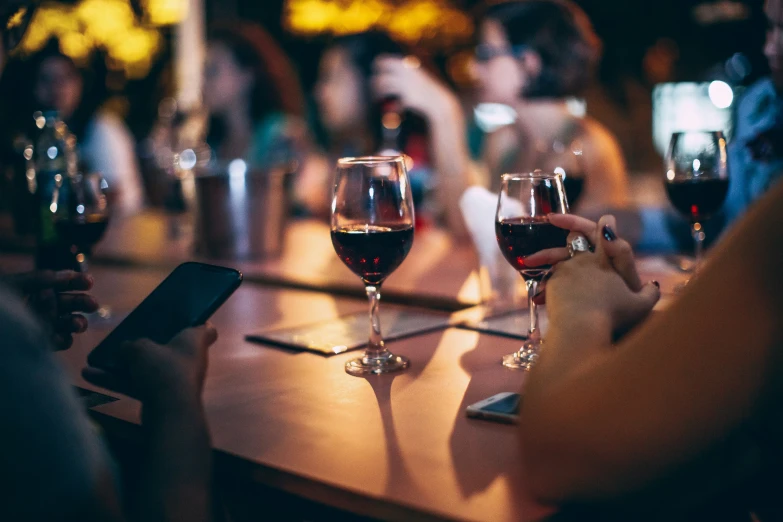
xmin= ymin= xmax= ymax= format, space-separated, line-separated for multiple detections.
xmin=88 ymin=262 xmax=243 ymax=370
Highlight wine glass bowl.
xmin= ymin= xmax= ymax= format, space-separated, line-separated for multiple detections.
xmin=53 ymin=171 xmax=110 ymax=272
xmin=331 ymin=156 xmax=415 ymax=376
xmin=664 ymin=131 xmax=729 ymax=271
xmin=495 ymin=172 xmax=570 ymax=370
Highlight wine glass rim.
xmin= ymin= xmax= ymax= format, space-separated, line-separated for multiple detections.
xmin=501 ymin=171 xmax=562 ymax=181
xmin=670 ymin=130 xmax=726 ymax=137
xmin=337 ymin=155 xmax=405 ymax=166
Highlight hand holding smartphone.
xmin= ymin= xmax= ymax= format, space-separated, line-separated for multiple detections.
xmin=87 ymin=262 xmax=242 ymax=371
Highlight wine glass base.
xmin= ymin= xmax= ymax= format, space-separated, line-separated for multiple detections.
xmin=502 ymin=352 xmax=538 ymax=371
xmin=345 ymin=353 xmax=410 ymax=376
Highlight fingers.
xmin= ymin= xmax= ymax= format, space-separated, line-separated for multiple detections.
xmin=524 ymin=247 xmax=570 ymax=268
xmin=15 ymin=270 xmax=94 ymax=293
xmin=55 ymin=314 xmax=88 ymax=335
xmin=53 ymin=333 xmax=74 ymax=351
xmin=58 ymin=293 xmax=100 ymax=314
xmin=596 ymin=215 xmax=643 ymax=292
xmin=628 ymin=282 xmax=662 ymax=320
xmin=547 ymin=214 xmax=600 ymax=245
xmin=170 ymin=324 xmax=219 ymax=353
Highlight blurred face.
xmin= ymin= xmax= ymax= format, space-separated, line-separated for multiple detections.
xmin=203 ymin=42 xmax=254 ymax=115
xmin=473 ymin=20 xmax=525 ymax=104
xmin=315 ymin=47 xmax=367 ymax=133
xmin=766 ymin=0 xmax=783 ymax=91
xmin=34 ymin=56 xmax=83 ymax=120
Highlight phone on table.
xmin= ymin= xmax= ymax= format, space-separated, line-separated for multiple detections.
xmin=88 ymin=262 xmax=243 ymax=370
xmin=466 ymin=392 xmax=521 ymax=425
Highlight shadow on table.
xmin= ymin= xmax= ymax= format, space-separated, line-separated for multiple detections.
xmin=364 ymin=329 xmax=443 ymax=498
xmin=448 ymin=334 xmax=533 ymax=514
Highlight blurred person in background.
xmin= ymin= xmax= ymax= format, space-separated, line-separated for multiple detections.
xmin=29 ymin=45 xmax=145 ymax=215
xmin=203 ymin=22 xmax=311 ymax=171
xmin=311 ymin=31 xmax=450 ymax=229
xmin=373 ymin=0 xmax=629 ymax=218
xmin=618 ymin=0 xmax=783 ymax=253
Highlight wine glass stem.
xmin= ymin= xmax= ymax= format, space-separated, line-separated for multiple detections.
xmin=365 ymin=284 xmax=387 ymax=359
xmin=525 ymin=279 xmax=540 ymax=342
xmin=691 ymin=222 xmax=705 ymax=271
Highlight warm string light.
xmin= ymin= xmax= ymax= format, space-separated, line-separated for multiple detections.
xmin=18 ymin=0 xmax=186 ymax=78
xmin=284 ymin=0 xmax=473 ymax=47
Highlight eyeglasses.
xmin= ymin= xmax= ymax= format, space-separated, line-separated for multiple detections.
xmin=2 ymin=1 xmax=37 ymax=55
xmin=474 ymin=44 xmax=529 ymax=63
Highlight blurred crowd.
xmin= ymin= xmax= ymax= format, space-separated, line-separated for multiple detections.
xmin=0 ymin=0 xmax=778 ymax=255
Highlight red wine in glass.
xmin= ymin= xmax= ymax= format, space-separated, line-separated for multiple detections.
xmin=331 ymin=224 xmax=414 ymax=285
xmin=664 ymin=177 xmax=729 ymax=222
xmin=55 ymin=214 xmax=110 ymax=256
xmin=495 ymin=218 xmax=569 ymax=279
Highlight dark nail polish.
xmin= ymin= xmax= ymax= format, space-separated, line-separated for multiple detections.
xmin=652 ymin=281 xmax=660 ymax=289
xmin=602 ymin=225 xmax=617 ymax=242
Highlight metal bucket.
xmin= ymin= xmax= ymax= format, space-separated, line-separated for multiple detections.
xmin=193 ymin=163 xmax=292 ymax=260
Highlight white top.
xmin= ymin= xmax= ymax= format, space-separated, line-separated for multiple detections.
xmin=81 ymin=112 xmax=145 ymax=215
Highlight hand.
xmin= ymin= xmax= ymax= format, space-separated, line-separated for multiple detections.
xmin=545 ymin=217 xmax=660 ymax=337
xmin=526 ymin=214 xmax=649 ymax=305
xmin=372 ymin=55 xmax=455 ymax=117
xmin=82 ymin=325 xmax=218 ymax=410
xmin=2 ymin=270 xmax=99 ymax=350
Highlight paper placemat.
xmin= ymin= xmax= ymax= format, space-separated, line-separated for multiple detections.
xmin=460 ymin=309 xmax=530 ymax=340
xmin=246 ymin=310 xmax=452 ymax=355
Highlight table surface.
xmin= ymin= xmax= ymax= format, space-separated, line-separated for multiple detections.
xmin=87 ymin=212 xmax=483 ymax=311
xmin=27 ymin=261 xmax=551 ymax=522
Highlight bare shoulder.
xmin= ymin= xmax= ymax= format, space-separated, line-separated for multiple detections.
xmin=578 ymin=117 xmax=624 ymax=158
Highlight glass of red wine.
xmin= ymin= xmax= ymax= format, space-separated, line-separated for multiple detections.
xmin=664 ymin=131 xmax=729 ymax=272
xmin=495 ymin=172 xmax=570 ymax=370
xmin=331 ymin=156 xmax=415 ymax=376
xmin=53 ymin=171 xmax=110 ymax=273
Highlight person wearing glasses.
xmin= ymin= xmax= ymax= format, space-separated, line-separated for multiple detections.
xmin=0 ymin=6 xmax=218 ymax=522
xmin=372 ymin=0 xmax=630 ymax=217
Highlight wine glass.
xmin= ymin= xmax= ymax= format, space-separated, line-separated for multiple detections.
xmin=331 ymin=156 xmax=415 ymax=376
xmin=495 ymin=172 xmax=570 ymax=370
xmin=54 ymin=171 xmax=110 ymax=273
xmin=664 ymin=131 xmax=729 ymax=272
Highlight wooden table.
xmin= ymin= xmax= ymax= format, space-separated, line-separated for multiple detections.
xmin=82 ymin=212 xmax=482 ymax=311
xmin=35 ymin=262 xmax=550 ymax=522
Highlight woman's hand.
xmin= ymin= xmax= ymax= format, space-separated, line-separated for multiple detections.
xmin=2 ymin=270 xmax=99 ymax=350
xmin=372 ymin=55 xmax=456 ymax=118
xmin=542 ymin=214 xmax=660 ymax=337
xmin=82 ymin=325 xmax=218 ymax=411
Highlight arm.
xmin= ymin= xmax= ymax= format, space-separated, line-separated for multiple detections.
xmin=373 ymin=57 xmax=478 ymax=239
xmin=521 ymin=181 xmax=783 ymax=503
xmin=84 ymin=326 xmax=218 ymax=522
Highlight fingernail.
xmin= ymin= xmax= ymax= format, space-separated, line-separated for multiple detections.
xmin=651 ymin=281 xmax=660 ymax=289
xmin=602 ymin=225 xmax=617 ymax=242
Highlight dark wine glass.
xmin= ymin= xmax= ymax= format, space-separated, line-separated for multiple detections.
xmin=53 ymin=171 xmax=110 ymax=273
xmin=495 ymin=172 xmax=570 ymax=370
xmin=665 ymin=131 xmax=729 ymax=272
xmin=331 ymin=156 xmax=415 ymax=376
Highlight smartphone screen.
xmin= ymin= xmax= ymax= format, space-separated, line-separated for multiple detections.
xmin=88 ymin=262 xmax=242 ymax=369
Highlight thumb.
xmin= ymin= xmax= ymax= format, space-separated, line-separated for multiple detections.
xmin=630 ymin=281 xmax=661 ymax=317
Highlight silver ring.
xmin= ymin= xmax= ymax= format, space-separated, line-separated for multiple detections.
xmin=568 ymin=235 xmax=591 ymax=258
